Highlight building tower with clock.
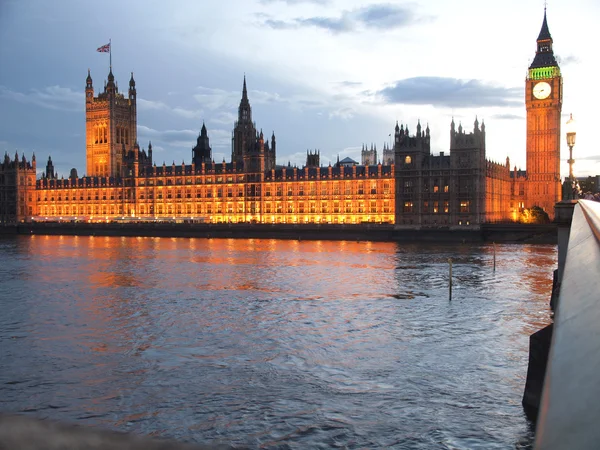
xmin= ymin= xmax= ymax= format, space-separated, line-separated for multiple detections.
xmin=525 ymin=9 xmax=562 ymax=218
xmin=85 ymin=69 xmax=137 ymax=178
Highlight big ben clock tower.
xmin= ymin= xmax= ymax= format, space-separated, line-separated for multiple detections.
xmin=525 ymin=9 xmax=562 ymax=218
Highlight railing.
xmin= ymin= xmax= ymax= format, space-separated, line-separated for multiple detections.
xmin=535 ymin=199 xmax=600 ymax=449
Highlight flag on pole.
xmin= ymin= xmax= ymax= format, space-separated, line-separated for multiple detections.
xmin=97 ymin=43 xmax=110 ymax=53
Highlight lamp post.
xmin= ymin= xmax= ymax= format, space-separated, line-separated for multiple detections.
xmin=566 ymin=113 xmax=576 ymax=181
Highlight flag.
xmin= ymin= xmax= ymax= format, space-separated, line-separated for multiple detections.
xmin=97 ymin=43 xmax=110 ymax=53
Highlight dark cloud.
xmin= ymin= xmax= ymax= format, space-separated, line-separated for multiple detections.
xmin=558 ymin=55 xmax=580 ymax=65
xmin=356 ymin=4 xmax=428 ymax=29
xmin=264 ymin=18 xmax=297 ymax=30
xmin=378 ymin=77 xmax=521 ymax=108
xmin=260 ymin=3 xmax=431 ymax=33
xmin=297 ymin=16 xmax=353 ymax=33
xmin=263 ymin=14 xmax=352 ymax=33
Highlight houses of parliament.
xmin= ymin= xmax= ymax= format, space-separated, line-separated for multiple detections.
xmin=1 ymin=11 xmax=563 ymax=227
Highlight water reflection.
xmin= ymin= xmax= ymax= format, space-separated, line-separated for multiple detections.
xmin=0 ymin=236 xmax=554 ymax=448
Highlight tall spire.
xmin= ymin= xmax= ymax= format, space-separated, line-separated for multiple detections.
xmin=238 ymin=74 xmax=252 ymax=123
xmin=529 ymin=8 xmax=558 ymax=69
xmin=537 ymin=7 xmax=551 ymax=41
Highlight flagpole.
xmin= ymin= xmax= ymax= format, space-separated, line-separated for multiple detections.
xmin=109 ymin=38 xmax=112 ymax=71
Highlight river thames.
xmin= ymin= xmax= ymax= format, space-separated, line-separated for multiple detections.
xmin=0 ymin=236 xmax=554 ymax=448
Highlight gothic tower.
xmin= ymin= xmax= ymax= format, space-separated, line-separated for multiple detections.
xmin=232 ymin=75 xmax=256 ymax=168
xmin=85 ymin=69 xmax=137 ymax=178
xmin=525 ymin=9 xmax=562 ymax=217
xmin=192 ymin=122 xmax=212 ymax=165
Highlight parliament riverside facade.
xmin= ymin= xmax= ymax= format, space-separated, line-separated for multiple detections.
xmin=0 ymin=11 xmax=562 ymax=228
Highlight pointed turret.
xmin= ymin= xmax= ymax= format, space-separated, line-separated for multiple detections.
xmin=529 ymin=8 xmax=558 ymax=70
xmin=237 ymin=75 xmax=252 ymax=124
xmin=106 ymin=68 xmax=116 ymax=95
xmin=85 ymin=69 xmax=94 ymax=105
xmin=192 ymin=122 xmax=212 ymax=165
xmin=271 ymin=131 xmax=276 ymax=154
xmin=128 ymin=72 xmax=136 ymax=101
xmin=45 ymin=155 xmax=56 ymax=179
xmin=537 ymin=8 xmax=551 ymax=41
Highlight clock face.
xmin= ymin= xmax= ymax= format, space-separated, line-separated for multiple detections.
xmin=533 ymin=81 xmax=551 ymax=99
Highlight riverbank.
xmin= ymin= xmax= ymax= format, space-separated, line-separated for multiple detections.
xmin=0 ymin=222 xmax=557 ymax=243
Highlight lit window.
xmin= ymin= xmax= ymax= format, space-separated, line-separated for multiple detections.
xmin=404 ymin=156 xmax=412 ymax=164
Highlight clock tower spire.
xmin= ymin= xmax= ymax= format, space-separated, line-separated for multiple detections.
xmin=525 ymin=8 xmax=562 ymax=219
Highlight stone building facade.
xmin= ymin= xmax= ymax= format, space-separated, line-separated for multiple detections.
xmin=0 ymin=10 xmax=562 ymax=227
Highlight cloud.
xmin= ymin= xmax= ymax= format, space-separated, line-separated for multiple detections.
xmin=262 ymin=15 xmax=352 ymax=33
xmin=334 ymin=81 xmax=363 ymax=88
xmin=328 ymin=107 xmax=354 ymax=120
xmin=356 ymin=4 xmax=430 ymax=29
xmin=250 ymin=89 xmax=286 ymax=104
xmin=577 ymin=155 xmax=600 ymax=161
xmin=137 ymin=98 xmax=203 ymax=119
xmin=260 ymin=3 xmax=431 ymax=33
xmin=193 ymin=86 xmax=240 ymax=110
xmin=296 ymin=15 xmax=354 ymax=33
xmin=209 ymin=111 xmax=237 ymax=125
xmin=490 ymin=113 xmax=524 ymax=120
xmin=0 ymin=85 xmax=83 ymax=112
xmin=558 ymin=55 xmax=580 ymax=66
xmin=206 ymin=129 xmax=233 ymax=148
xmin=378 ymin=77 xmax=521 ymax=108
xmin=260 ymin=0 xmax=330 ymax=4
xmin=137 ymin=125 xmax=197 ymax=146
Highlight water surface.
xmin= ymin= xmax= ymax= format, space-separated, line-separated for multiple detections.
xmin=0 ymin=236 xmax=555 ymax=448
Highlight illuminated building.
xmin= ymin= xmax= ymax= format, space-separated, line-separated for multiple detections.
xmin=524 ymin=9 xmax=563 ymax=216
xmin=0 ymin=10 xmax=561 ymax=226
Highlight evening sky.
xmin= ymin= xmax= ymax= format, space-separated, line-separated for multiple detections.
xmin=0 ymin=0 xmax=598 ymax=177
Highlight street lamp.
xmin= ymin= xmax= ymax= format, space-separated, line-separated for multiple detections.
xmin=566 ymin=113 xmax=576 ymax=181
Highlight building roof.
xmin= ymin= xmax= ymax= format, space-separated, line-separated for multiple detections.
xmin=537 ymin=10 xmax=552 ymax=41
xmin=529 ymin=10 xmax=558 ymax=69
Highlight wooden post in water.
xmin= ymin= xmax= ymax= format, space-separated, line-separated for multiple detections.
xmin=448 ymin=258 xmax=453 ymax=301
xmin=493 ymin=242 xmax=496 ymax=272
